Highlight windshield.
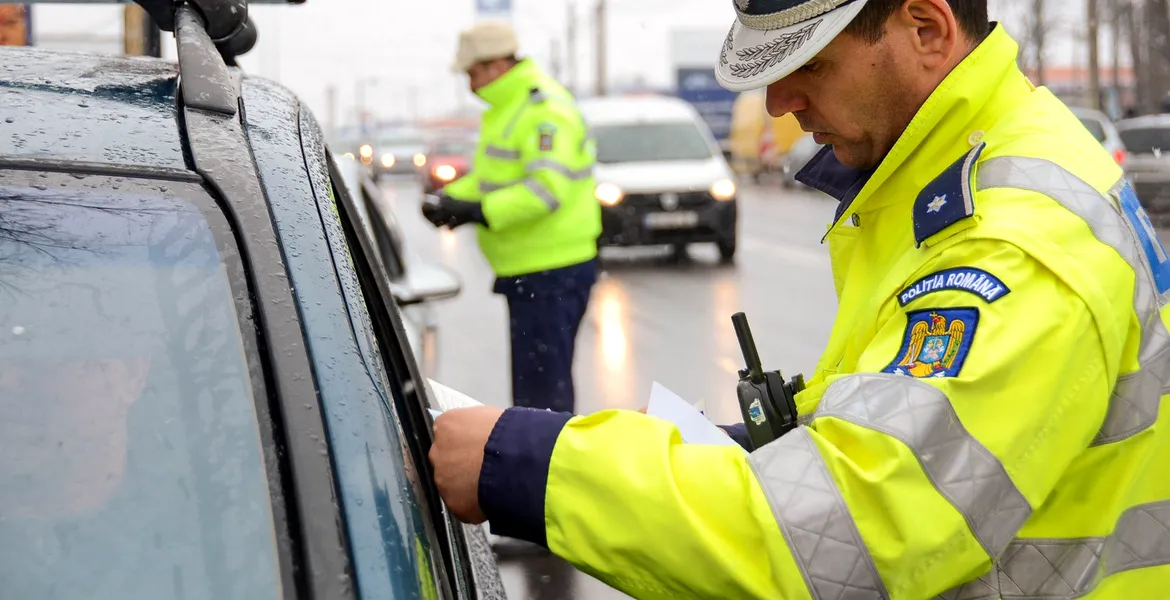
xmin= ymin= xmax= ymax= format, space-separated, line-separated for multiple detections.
xmin=593 ymin=122 xmax=715 ymax=163
xmin=1120 ymin=127 xmax=1170 ymax=154
xmin=0 ymin=174 xmax=282 ymax=600
xmin=1078 ymin=117 xmax=1108 ymax=142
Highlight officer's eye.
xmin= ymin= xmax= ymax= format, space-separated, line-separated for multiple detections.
xmin=800 ymin=61 xmax=821 ymax=74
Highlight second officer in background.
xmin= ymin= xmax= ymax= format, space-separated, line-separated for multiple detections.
xmin=423 ymin=20 xmax=601 ymax=415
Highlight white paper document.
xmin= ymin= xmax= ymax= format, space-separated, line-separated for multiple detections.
xmin=427 ymin=378 xmax=485 ymax=419
xmin=646 ymin=382 xmax=747 ymax=454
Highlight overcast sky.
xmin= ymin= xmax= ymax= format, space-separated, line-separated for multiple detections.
xmin=30 ymin=0 xmax=1094 ymax=133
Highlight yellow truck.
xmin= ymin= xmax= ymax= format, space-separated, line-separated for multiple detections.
xmin=728 ymin=90 xmax=806 ymax=182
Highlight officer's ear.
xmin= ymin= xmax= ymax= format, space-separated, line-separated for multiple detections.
xmin=897 ymin=0 xmax=962 ymax=70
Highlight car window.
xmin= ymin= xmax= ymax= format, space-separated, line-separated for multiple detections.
xmin=332 ymin=156 xmax=408 ymax=280
xmin=594 ymin=121 xmax=715 ymax=163
xmin=1078 ymin=117 xmax=1108 ymax=142
xmin=296 ymin=107 xmax=473 ymax=598
xmin=1119 ymin=127 xmax=1170 ymax=154
xmin=0 ymin=171 xmax=284 ymax=600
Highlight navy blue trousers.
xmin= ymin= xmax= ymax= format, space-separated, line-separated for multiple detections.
xmin=493 ymin=259 xmax=598 ymax=414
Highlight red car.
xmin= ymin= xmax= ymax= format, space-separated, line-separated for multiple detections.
xmin=423 ymin=138 xmax=477 ymax=193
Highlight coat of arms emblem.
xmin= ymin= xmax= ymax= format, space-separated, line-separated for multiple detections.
xmin=884 ymin=308 xmax=979 ymax=379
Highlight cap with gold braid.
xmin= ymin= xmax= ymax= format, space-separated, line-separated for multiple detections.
xmin=715 ymin=0 xmax=870 ymax=92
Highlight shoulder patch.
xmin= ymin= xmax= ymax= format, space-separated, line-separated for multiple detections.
xmin=882 ymin=307 xmax=979 ymax=378
xmin=1117 ymin=180 xmax=1170 ymax=294
xmin=898 ymin=267 xmax=1010 ymax=306
xmin=537 ymin=122 xmax=556 ymax=152
xmin=529 ymin=87 xmax=548 ymax=104
xmin=914 ymin=142 xmax=986 ymax=247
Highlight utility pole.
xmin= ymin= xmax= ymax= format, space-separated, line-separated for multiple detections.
xmin=325 ymin=85 xmax=337 ymax=139
xmin=550 ymin=39 xmax=562 ymax=81
xmin=567 ymin=1 xmax=577 ymax=94
xmin=1088 ymin=0 xmax=1101 ymax=110
xmin=595 ymin=0 xmax=606 ymax=97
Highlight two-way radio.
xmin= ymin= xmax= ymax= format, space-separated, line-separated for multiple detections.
xmin=732 ymin=312 xmax=804 ymax=451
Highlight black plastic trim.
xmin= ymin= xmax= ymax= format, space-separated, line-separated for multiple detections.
xmin=175 ymin=6 xmax=239 ymax=116
xmin=0 ymin=158 xmax=202 ymax=182
xmin=181 ymin=102 xmax=355 ymax=599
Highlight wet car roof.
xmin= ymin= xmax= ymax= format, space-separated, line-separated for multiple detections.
xmin=0 ymin=46 xmax=188 ymax=172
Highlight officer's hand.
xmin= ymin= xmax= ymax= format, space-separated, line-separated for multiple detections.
xmin=421 ymin=196 xmax=451 ymax=227
xmin=438 ymin=196 xmax=487 ymax=230
xmin=429 ymin=405 xmax=506 ymax=524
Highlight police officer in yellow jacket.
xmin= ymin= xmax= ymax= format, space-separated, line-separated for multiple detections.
xmin=424 ymin=21 xmax=601 ymax=414
xmin=430 ymin=1 xmax=1170 ymax=598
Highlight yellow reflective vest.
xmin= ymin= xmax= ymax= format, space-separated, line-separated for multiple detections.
xmin=475 ymin=24 xmax=1170 ymax=599
xmin=443 ymin=59 xmax=601 ymax=277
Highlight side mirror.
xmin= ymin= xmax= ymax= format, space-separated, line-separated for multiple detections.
xmin=391 ymin=263 xmax=462 ymax=306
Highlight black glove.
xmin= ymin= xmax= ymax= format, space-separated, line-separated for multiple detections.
xmin=424 ymin=195 xmax=486 ymax=230
xmin=421 ymin=196 xmax=451 ymax=227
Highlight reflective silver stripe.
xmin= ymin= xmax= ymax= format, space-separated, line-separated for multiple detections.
xmin=938 ymin=499 xmax=1170 ymax=599
xmin=528 ymin=159 xmax=593 ymax=180
xmin=524 ymin=179 xmax=559 ymax=211
xmin=484 ymin=145 xmax=520 ymax=160
xmin=816 ymin=374 xmax=1032 ymax=558
xmin=479 ymin=180 xmax=515 ymax=193
xmin=977 ymin=157 xmax=1170 ymax=445
xmin=749 ymin=427 xmax=888 ymax=600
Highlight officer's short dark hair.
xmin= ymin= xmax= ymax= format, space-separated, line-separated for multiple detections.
xmin=843 ymin=0 xmax=989 ymax=45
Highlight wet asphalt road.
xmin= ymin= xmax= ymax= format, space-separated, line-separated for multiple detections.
xmin=382 ymin=177 xmax=840 ymax=599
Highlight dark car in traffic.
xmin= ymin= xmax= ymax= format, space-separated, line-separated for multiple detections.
xmin=1117 ymin=115 xmax=1170 ymax=226
xmin=0 ymin=3 xmax=504 ymax=599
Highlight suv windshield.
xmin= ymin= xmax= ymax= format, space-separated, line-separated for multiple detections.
xmin=0 ymin=172 xmax=282 ymax=600
xmin=1120 ymin=126 xmax=1170 ymax=154
xmin=594 ymin=121 xmax=714 ymax=163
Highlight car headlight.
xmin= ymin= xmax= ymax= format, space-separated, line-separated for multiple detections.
xmin=381 ymin=154 xmax=396 ymax=168
xmin=434 ymin=164 xmax=457 ymax=182
xmin=359 ymin=144 xmax=374 ymax=159
xmin=595 ymin=182 xmax=624 ymax=206
xmin=414 ymin=153 xmax=427 ymax=167
xmin=343 ymin=152 xmax=356 ymax=161
xmin=710 ymin=178 xmax=737 ymax=201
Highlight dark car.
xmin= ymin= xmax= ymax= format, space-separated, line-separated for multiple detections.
xmin=0 ymin=3 xmax=504 ymax=599
xmin=1117 ymin=115 xmax=1170 ymax=226
xmin=422 ymin=137 xmax=477 ymax=194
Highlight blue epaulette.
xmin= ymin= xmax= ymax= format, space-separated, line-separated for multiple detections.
xmin=913 ymin=142 xmax=987 ymax=247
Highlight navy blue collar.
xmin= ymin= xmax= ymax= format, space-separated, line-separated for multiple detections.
xmin=795 ymin=145 xmax=876 ymax=221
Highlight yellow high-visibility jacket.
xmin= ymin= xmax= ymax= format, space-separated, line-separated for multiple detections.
xmin=443 ymin=59 xmax=601 ymax=277
xmin=475 ymin=25 xmax=1170 ymax=599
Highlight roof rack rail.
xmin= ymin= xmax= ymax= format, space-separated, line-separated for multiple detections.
xmin=174 ymin=3 xmax=239 ymax=115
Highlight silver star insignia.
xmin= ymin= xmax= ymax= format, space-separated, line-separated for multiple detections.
xmin=927 ymin=194 xmax=948 ymax=213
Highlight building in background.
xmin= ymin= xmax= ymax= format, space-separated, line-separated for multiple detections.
xmin=670 ymin=28 xmax=738 ymax=156
xmin=0 ymin=4 xmax=31 ymax=46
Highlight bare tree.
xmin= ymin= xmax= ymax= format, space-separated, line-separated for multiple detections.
xmin=1124 ymin=0 xmax=1148 ymax=113
xmin=1144 ymin=0 xmax=1170 ymax=112
xmin=1089 ymin=0 xmax=1102 ymax=109
xmin=1030 ymin=0 xmax=1050 ymax=85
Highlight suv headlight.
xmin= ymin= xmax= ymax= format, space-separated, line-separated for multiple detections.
xmin=710 ymin=178 xmax=737 ymax=201
xmin=595 ymin=183 xmax=624 ymax=206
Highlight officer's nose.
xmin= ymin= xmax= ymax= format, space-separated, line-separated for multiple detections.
xmin=765 ymin=79 xmax=809 ymax=118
